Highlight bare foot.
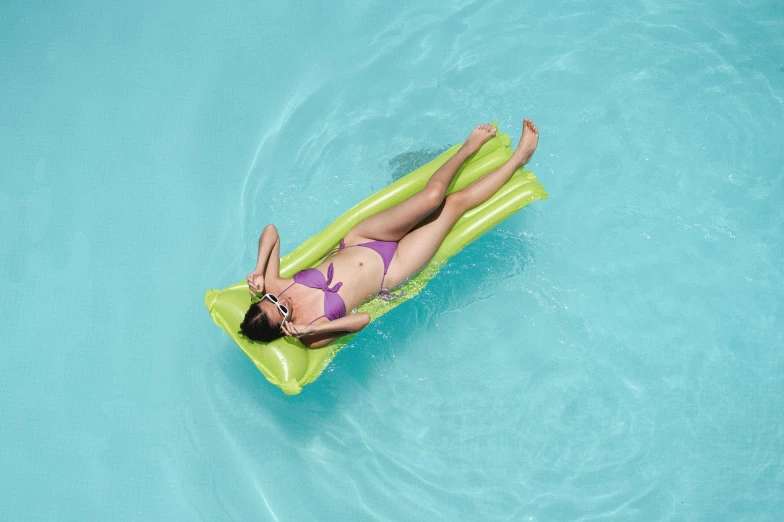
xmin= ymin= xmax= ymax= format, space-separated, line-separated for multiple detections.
xmin=513 ymin=118 xmax=539 ymax=165
xmin=461 ymin=123 xmax=497 ymax=155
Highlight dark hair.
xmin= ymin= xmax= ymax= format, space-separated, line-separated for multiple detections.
xmin=239 ymin=303 xmax=284 ymax=342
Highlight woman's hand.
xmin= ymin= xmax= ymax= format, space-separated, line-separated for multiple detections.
xmin=246 ymin=269 xmax=265 ymax=296
xmin=281 ymin=322 xmax=312 ymax=339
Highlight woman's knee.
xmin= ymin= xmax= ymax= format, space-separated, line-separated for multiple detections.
xmin=445 ymin=191 xmax=469 ymax=213
xmin=420 ymin=184 xmax=446 ymax=208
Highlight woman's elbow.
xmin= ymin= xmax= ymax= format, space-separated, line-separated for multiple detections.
xmin=261 ymin=224 xmax=278 ymax=237
xmin=348 ymin=313 xmax=371 ymax=334
xmin=259 ymin=224 xmax=279 ymax=243
xmin=358 ymin=313 xmax=371 ymax=330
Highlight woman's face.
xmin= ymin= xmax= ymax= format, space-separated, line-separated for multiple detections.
xmin=257 ymin=297 xmax=290 ymax=329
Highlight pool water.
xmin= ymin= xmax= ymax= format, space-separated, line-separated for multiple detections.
xmin=2 ymin=0 xmax=783 ymax=520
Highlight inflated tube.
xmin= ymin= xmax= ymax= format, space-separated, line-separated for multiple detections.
xmin=204 ymin=128 xmax=547 ymax=394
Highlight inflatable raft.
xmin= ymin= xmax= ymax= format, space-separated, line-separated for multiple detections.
xmin=205 ymin=127 xmax=547 ymax=394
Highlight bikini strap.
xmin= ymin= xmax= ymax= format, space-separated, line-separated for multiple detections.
xmin=379 ymin=287 xmax=405 ymax=301
xmin=324 ymin=239 xmax=348 ymax=260
xmin=278 ymin=281 xmax=297 ymax=296
xmin=306 ymin=315 xmax=326 ymax=326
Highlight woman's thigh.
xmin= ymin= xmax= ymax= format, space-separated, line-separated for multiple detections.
xmin=382 ymin=197 xmax=464 ymax=287
xmin=346 ymin=186 xmax=443 ymax=243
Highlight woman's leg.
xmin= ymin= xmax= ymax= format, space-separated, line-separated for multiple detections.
xmin=384 ymin=119 xmax=539 ymax=287
xmin=347 ymin=124 xmax=497 ymax=243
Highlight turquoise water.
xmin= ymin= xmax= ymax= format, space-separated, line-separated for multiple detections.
xmin=2 ymin=0 xmax=783 ymax=520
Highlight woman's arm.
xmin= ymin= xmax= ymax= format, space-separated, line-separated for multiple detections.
xmin=247 ymin=225 xmax=281 ymax=295
xmin=282 ymin=313 xmax=371 ymax=349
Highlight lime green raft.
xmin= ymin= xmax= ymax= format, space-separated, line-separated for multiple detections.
xmin=204 ymin=128 xmax=547 ymax=395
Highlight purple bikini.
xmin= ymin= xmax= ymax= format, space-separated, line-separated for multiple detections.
xmin=278 ymin=239 xmax=398 ymax=325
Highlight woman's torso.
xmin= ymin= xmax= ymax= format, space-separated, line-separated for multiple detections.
xmin=273 ymin=246 xmax=389 ymax=324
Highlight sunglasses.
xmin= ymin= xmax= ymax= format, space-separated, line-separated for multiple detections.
xmin=260 ymin=293 xmax=289 ymax=324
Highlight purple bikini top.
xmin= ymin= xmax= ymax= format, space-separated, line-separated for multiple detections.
xmin=287 ymin=263 xmax=346 ymax=324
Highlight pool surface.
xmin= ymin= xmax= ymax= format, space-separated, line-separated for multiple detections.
xmin=2 ymin=1 xmax=783 ymax=520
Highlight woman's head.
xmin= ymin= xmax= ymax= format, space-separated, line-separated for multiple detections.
xmin=239 ymin=299 xmax=286 ymax=342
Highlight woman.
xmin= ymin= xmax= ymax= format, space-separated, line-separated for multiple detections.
xmin=241 ymin=118 xmax=539 ymax=348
